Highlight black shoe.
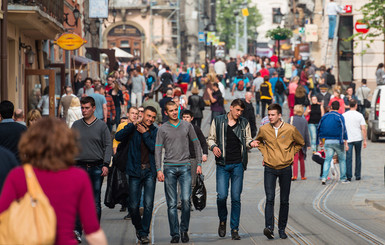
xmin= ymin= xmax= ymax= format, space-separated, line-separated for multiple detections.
xmin=263 ymin=227 xmax=274 ymax=239
xmin=170 ymin=236 xmax=180 ymax=243
xmin=123 ymin=213 xmax=131 ymax=220
xmin=140 ymin=236 xmax=150 ymax=244
xmin=120 ymin=206 xmax=127 ymax=212
xmin=231 ymin=229 xmax=241 ymax=240
xmin=347 ymin=178 xmax=352 ymax=181
xmin=356 ymin=177 xmax=361 ymax=180
xmin=218 ymin=221 xmax=226 ymax=237
xmin=279 ymin=229 xmax=287 ymax=239
xmin=74 ymin=230 xmax=82 ymax=244
xmin=181 ymin=232 xmax=189 ymax=243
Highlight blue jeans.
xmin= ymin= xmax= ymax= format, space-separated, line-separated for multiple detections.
xmin=322 ymin=144 xmax=347 ymax=180
xmin=264 ymin=165 xmax=292 ymax=231
xmin=129 ymin=168 xmax=156 ymax=237
xmin=328 ymin=15 xmax=337 ymax=39
xmin=75 ymin=164 xmax=104 ymax=234
xmin=308 ymin=123 xmax=318 ymax=152
xmin=275 ymin=93 xmax=285 ymax=107
xmin=164 ymin=165 xmax=192 ymax=237
xmin=346 ymin=141 xmax=362 ymax=179
xmin=216 ymin=163 xmax=244 ymax=230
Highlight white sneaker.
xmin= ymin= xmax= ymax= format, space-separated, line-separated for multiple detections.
xmin=321 ymin=178 xmax=326 ymax=185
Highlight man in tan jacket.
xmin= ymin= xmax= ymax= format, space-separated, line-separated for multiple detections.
xmin=255 ymin=103 xmax=304 ymax=240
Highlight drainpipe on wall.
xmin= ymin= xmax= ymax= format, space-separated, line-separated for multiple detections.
xmin=0 ymin=0 xmax=8 ymax=101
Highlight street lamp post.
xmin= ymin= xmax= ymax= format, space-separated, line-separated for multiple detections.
xmin=275 ymin=11 xmax=284 ymax=62
xmin=243 ymin=0 xmax=247 ymax=54
xmin=255 ymin=31 xmax=259 ymax=55
xmin=234 ymin=9 xmax=239 ymax=55
xmin=207 ymin=22 xmax=216 ymax=60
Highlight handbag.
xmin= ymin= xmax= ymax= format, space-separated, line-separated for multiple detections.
xmin=360 ymin=87 xmax=371 ymax=108
xmin=0 ymin=164 xmax=57 ymax=245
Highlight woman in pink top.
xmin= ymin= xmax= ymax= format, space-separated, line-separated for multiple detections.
xmin=0 ymin=118 xmax=107 ymax=245
xmin=288 ymin=76 xmax=300 ymax=116
xmin=328 ymin=87 xmax=345 ymax=114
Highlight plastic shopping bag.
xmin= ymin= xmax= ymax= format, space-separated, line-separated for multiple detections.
xmin=192 ymin=174 xmax=207 ymax=211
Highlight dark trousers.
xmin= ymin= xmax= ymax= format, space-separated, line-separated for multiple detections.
xmin=264 ymin=165 xmax=292 ymax=231
xmin=261 ymin=99 xmax=272 ymax=118
xmin=129 ymin=169 xmax=156 ymax=237
xmin=346 ymin=141 xmax=362 ymax=179
xmin=75 ymin=163 xmax=104 ymax=235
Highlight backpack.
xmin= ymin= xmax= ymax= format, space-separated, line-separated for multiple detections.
xmin=0 ymin=164 xmax=57 ymax=245
xmin=326 ymin=73 xmax=336 ymax=86
xmin=275 ymin=80 xmax=285 ymax=94
xmin=237 ymin=80 xmax=245 ymax=91
xmin=161 ymin=72 xmax=173 ymax=92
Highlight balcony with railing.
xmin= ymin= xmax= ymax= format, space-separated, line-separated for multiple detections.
xmin=8 ymin=0 xmax=65 ymax=39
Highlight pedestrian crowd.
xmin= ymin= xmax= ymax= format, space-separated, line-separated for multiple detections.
xmin=0 ymin=53 xmax=377 ymax=244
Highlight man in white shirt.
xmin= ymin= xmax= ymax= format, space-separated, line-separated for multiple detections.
xmin=343 ymin=99 xmax=367 ymax=181
xmin=244 ymin=56 xmax=256 ymax=75
xmin=214 ymin=58 xmax=227 ymax=78
xmin=327 ymin=0 xmax=343 ymax=39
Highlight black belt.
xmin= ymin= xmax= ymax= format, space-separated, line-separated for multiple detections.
xmin=77 ymin=160 xmax=104 ymax=167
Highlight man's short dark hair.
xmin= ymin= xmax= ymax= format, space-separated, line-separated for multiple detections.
xmin=212 ymin=83 xmax=219 ymax=88
xmin=165 ymin=101 xmax=177 ymax=112
xmin=181 ymin=110 xmax=194 ymax=118
xmin=244 ymin=66 xmax=249 ymax=73
xmin=349 ymin=99 xmax=358 ymax=108
xmin=230 ymin=99 xmax=245 ymax=109
xmin=362 ymin=79 xmax=367 ymax=85
xmin=84 ymin=77 xmax=93 ymax=83
xmin=0 ymin=100 xmax=14 ymax=119
xmin=267 ymin=103 xmax=282 ymax=115
xmin=331 ymin=101 xmax=340 ymax=110
xmin=80 ymin=96 xmax=96 ymax=107
xmin=165 ymin=65 xmax=170 ymax=71
xmin=144 ymin=106 xmax=157 ymax=115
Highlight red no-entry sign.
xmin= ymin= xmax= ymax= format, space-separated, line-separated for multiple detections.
xmin=355 ymin=21 xmax=369 ymax=34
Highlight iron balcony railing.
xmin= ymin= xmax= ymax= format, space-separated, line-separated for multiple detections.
xmin=9 ymin=0 xmax=64 ymax=23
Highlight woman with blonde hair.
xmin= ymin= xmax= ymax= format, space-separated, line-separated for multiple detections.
xmin=0 ymin=118 xmax=108 ymax=245
xmin=26 ymin=109 xmax=42 ymax=127
xmin=288 ymin=105 xmax=310 ymax=180
xmin=66 ymin=97 xmax=82 ymax=128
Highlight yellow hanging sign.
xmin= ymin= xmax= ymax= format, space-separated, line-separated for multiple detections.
xmin=54 ymin=33 xmax=87 ymax=51
xmin=242 ymin=8 xmax=249 ymax=17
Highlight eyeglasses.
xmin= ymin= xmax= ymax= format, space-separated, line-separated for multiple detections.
xmin=138 ymin=110 xmax=144 ymax=113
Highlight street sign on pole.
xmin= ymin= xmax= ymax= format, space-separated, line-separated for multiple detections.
xmin=355 ymin=21 xmax=369 ymax=34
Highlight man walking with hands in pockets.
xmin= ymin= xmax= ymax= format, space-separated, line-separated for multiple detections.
xmin=255 ymin=103 xmax=304 ymax=240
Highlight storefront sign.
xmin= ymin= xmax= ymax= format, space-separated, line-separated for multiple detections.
xmin=54 ymin=33 xmax=87 ymax=51
xmin=305 ymin=24 xmax=318 ymax=42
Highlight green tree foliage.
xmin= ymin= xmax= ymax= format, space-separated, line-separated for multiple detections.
xmin=216 ymin=0 xmax=262 ymax=51
xmin=348 ymin=0 xmax=385 ymax=56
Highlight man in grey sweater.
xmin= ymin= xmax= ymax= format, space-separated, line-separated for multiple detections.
xmin=71 ymin=96 xmax=112 ymax=241
xmin=155 ymin=101 xmax=202 ymax=243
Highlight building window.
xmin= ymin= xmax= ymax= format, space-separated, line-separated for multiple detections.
xmin=120 ymin=41 xmax=130 ymax=48
xmin=272 ymin=8 xmax=282 ymax=24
